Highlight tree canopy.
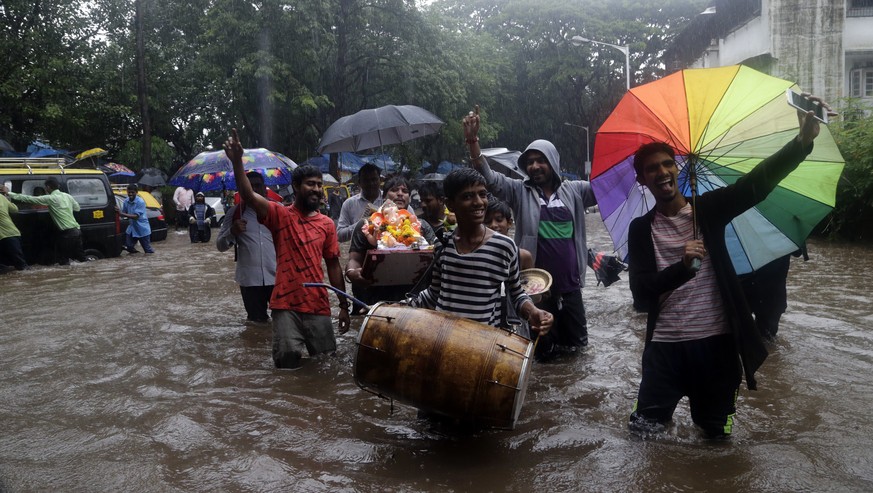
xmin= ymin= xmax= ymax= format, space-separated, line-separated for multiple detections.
xmin=1 ymin=0 xmax=708 ymax=174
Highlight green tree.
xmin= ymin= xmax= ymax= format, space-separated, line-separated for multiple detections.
xmin=828 ymin=99 xmax=873 ymax=241
xmin=115 ymin=136 xmax=176 ymax=172
xmin=427 ymin=0 xmax=706 ymax=172
xmin=0 ymin=0 xmax=112 ymax=149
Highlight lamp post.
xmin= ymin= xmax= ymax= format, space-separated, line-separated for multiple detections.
xmin=570 ymin=35 xmax=631 ymax=90
xmin=564 ymin=122 xmax=590 ymax=180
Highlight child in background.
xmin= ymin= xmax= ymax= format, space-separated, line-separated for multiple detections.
xmin=485 ymin=199 xmax=533 ymax=270
xmin=409 ymin=168 xmax=551 ymax=335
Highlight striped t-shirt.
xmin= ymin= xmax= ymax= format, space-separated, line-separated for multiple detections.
xmin=411 ymin=231 xmax=532 ymax=327
xmin=535 ymin=193 xmax=580 ymax=293
xmin=651 ymin=203 xmax=728 ymax=342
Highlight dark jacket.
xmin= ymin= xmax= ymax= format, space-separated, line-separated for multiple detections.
xmin=628 ymin=138 xmax=812 ymax=390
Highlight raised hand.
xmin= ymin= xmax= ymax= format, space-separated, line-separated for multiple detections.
xmin=797 ymin=94 xmax=836 ymax=147
xmin=223 ymin=128 xmax=244 ymax=165
xmin=462 ymin=104 xmax=480 ymax=143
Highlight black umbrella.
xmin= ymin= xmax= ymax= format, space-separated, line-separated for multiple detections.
xmin=418 ymin=173 xmax=446 ymax=182
xmin=317 ymin=104 xmax=444 ymax=154
xmin=587 ymin=249 xmax=627 ymax=287
xmin=137 ymin=167 xmax=169 ymax=187
xmin=481 ymin=148 xmax=526 ymax=180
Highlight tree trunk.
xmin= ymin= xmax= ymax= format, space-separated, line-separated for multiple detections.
xmin=330 ymin=152 xmax=339 ymax=183
xmin=135 ymin=0 xmax=151 ymax=169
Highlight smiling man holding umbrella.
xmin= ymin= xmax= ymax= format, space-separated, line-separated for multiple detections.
xmin=224 ymin=129 xmax=350 ymax=369
xmin=626 ymin=95 xmax=835 ymax=438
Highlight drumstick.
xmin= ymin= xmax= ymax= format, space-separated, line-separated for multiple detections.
xmin=302 ymin=282 xmax=371 ymax=311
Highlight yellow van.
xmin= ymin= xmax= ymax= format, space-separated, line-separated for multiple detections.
xmin=0 ymin=157 xmax=124 ymax=262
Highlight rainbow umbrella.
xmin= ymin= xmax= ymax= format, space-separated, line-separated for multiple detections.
xmin=169 ymin=148 xmax=297 ymax=192
xmin=591 ymin=65 xmax=844 ymax=274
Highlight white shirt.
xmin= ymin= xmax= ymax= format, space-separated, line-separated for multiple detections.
xmin=173 ymin=187 xmax=194 ymax=211
xmin=216 ymin=203 xmax=276 ymax=287
xmin=336 ymin=191 xmax=383 ymax=242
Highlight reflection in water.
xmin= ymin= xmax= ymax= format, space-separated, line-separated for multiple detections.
xmin=1 ymin=219 xmax=872 ymax=491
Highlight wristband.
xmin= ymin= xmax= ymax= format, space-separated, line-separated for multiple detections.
xmin=466 ymin=137 xmax=479 ymax=144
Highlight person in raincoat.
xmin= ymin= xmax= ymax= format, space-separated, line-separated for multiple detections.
xmin=187 ymin=192 xmax=215 ymax=243
xmin=626 ymin=96 xmax=833 ymax=438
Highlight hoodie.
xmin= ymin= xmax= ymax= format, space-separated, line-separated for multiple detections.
xmin=476 ymin=139 xmax=597 ymax=290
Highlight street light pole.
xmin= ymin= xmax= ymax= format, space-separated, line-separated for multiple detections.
xmin=563 ymin=122 xmax=590 ymax=180
xmin=570 ymin=35 xmax=631 ymax=90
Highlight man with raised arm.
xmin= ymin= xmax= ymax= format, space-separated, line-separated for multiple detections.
xmin=626 ymin=96 xmax=832 ymax=438
xmin=463 ymin=106 xmax=596 ymax=361
xmin=224 ymin=129 xmax=350 ymax=369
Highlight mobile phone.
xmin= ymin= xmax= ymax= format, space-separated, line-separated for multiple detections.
xmin=786 ymin=89 xmax=828 ymax=124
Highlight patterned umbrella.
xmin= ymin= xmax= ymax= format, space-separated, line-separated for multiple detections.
xmin=101 ymin=163 xmax=135 ymax=174
xmin=169 ymin=148 xmax=297 ymax=192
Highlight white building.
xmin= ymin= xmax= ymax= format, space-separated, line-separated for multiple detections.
xmin=666 ymin=0 xmax=873 ymax=105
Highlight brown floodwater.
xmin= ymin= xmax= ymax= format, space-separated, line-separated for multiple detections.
xmin=1 ymin=215 xmax=872 ymax=492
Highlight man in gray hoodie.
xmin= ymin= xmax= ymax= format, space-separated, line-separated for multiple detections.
xmin=463 ymin=106 xmax=597 ymax=360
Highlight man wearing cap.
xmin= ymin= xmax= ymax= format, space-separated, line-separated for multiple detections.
xmin=463 ymin=106 xmax=597 ymax=361
xmin=187 ymin=192 xmax=216 ymax=243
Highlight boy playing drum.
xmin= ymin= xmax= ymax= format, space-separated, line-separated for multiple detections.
xmin=408 ymin=167 xmax=552 ymax=336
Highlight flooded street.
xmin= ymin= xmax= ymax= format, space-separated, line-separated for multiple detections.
xmin=1 ymin=215 xmax=872 ymax=492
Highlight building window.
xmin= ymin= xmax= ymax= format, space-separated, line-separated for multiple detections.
xmin=850 ymin=68 xmax=873 ymax=98
xmin=848 ymin=0 xmax=873 ymax=16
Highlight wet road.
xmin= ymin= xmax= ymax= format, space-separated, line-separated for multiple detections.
xmin=1 ymin=216 xmax=872 ymax=492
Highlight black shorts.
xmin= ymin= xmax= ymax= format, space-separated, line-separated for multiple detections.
xmin=630 ymin=333 xmax=742 ymax=437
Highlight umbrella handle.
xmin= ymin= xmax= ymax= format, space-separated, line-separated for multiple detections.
xmin=688 ymin=157 xmax=701 ymax=274
xmin=302 ymin=283 xmax=370 ymax=311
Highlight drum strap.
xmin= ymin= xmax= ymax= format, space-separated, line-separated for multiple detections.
xmin=500 ymin=283 xmax=509 ymax=329
xmin=406 ymin=243 xmax=441 ymax=300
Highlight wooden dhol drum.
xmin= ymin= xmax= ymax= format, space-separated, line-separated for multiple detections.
xmin=354 ymin=302 xmax=534 ymax=430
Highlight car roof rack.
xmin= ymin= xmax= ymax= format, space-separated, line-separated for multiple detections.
xmin=0 ymin=157 xmax=71 ymax=174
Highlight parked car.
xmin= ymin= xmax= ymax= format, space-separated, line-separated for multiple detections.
xmin=113 ymin=189 xmax=168 ymax=242
xmin=0 ymin=157 xmax=124 ymax=262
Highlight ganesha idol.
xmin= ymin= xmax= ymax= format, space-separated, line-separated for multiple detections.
xmin=362 ymin=200 xmax=432 ymax=250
